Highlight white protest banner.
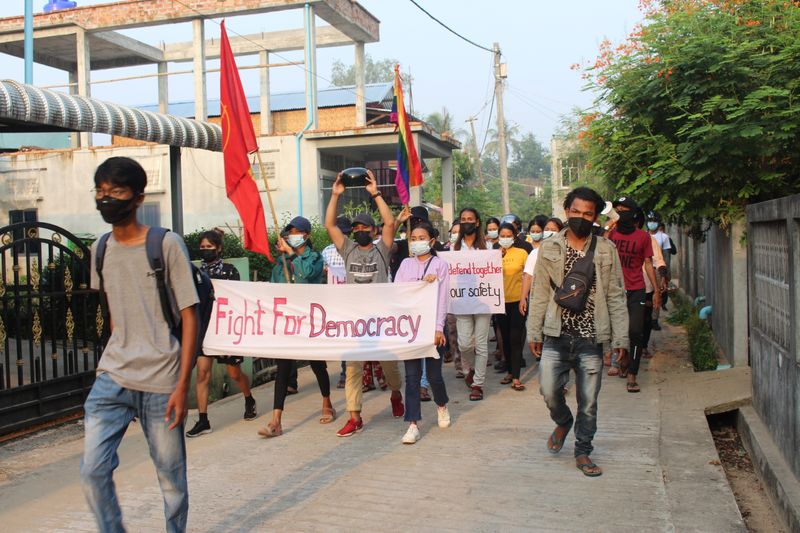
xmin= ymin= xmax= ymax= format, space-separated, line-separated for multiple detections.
xmin=327 ymin=265 xmax=347 ymax=285
xmin=202 ymin=279 xmax=439 ymax=361
xmin=438 ymin=249 xmax=505 ymax=314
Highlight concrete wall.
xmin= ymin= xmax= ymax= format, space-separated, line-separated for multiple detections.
xmin=746 ymin=194 xmax=800 ymax=480
xmin=0 ymin=135 xmax=325 ymax=238
xmin=670 ymin=221 xmax=748 ymax=367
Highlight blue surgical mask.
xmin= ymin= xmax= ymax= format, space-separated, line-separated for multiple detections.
xmin=287 ymin=235 xmax=306 ymax=249
xmin=449 ymin=233 xmax=458 ymax=244
xmin=543 ymin=230 xmax=556 ymax=240
xmin=647 ymin=222 xmax=658 ymax=231
xmin=498 ymin=237 xmax=514 ymax=249
xmin=487 ymin=230 xmax=499 ymax=239
xmin=410 ymin=241 xmax=432 ymax=257
xmin=530 ymin=232 xmax=543 ymax=242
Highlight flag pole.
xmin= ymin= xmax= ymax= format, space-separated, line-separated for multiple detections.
xmin=406 ymin=205 xmax=412 ymax=257
xmin=255 ymin=151 xmax=291 ymax=283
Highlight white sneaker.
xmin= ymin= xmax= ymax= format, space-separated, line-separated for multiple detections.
xmin=437 ymin=405 xmax=451 ymax=428
xmin=402 ymin=424 xmax=420 ymax=444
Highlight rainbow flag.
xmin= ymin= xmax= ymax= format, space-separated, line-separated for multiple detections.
xmin=391 ymin=65 xmax=423 ymax=205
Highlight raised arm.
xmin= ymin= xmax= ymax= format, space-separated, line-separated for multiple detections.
xmin=365 ymin=170 xmax=396 ymax=249
xmin=324 ymin=173 xmax=347 ymax=251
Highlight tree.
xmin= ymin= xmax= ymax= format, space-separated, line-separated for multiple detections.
xmin=330 ymin=54 xmax=398 ymax=86
xmin=580 ymin=0 xmax=800 ymax=227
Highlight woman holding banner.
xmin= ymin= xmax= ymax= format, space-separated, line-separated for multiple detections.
xmin=497 ymin=223 xmax=529 ymax=391
xmin=258 ymin=216 xmax=335 ymax=438
xmin=453 ymin=207 xmax=492 ymax=401
xmin=394 ymin=223 xmax=451 ymax=444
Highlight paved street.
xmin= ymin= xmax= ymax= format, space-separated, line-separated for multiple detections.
xmin=0 ymin=323 xmax=750 ymax=532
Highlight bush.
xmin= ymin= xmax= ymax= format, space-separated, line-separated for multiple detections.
xmin=685 ymin=313 xmax=718 ymax=371
xmin=666 ymin=291 xmax=693 ymax=325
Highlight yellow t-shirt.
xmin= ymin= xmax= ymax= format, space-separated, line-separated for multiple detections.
xmin=502 ymin=247 xmax=528 ymax=303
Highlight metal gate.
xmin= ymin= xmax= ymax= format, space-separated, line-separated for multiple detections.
xmin=0 ymin=221 xmax=106 ymax=436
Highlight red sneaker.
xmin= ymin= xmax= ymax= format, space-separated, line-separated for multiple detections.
xmin=391 ymin=393 xmax=405 ymax=418
xmin=465 ymin=369 xmax=475 ymax=387
xmin=336 ymin=417 xmax=363 ymax=437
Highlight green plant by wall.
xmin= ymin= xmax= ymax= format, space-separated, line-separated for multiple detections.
xmin=666 ymin=290 xmax=718 ymax=371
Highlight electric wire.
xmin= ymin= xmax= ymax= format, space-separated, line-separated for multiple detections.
xmin=406 ymin=0 xmax=494 ymax=53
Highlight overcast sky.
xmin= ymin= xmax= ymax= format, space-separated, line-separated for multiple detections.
xmin=0 ymin=1 xmax=643 ymax=147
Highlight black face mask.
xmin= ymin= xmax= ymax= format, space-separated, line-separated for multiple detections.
xmin=353 ymin=231 xmax=373 ymax=247
xmin=199 ymin=249 xmax=219 ymax=263
xmin=96 ymin=196 xmax=137 ymax=225
xmin=616 ymin=211 xmax=637 ymax=234
xmin=568 ymin=217 xmax=594 ymax=239
xmin=460 ymin=222 xmax=477 ymax=236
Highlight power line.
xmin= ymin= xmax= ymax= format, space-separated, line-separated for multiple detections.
xmin=407 ymin=0 xmax=494 ymax=53
xmin=479 ymin=89 xmax=495 ymax=156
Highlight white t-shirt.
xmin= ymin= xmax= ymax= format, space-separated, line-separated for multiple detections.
xmin=523 ymin=247 xmax=539 ymax=276
xmin=653 ymin=231 xmax=670 ymax=251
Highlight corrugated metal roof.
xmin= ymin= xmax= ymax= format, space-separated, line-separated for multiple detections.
xmin=137 ymin=83 xmax=393 ymax=119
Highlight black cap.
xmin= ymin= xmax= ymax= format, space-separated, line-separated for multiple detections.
xmin=283 ymin=216 xmax=311 ymax=234
xmin=351 ymin=213 xmax=376 ymax=228
xmin=612 ymin=196 xmax=638 ymax=210
xmin=336 ymin=216 xmax=352 ymax=235
xmin=409 ymin=206 xmax=429 ymax=222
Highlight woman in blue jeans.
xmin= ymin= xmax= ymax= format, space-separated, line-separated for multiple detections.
xmin=394 ymin=223 xmax=451 ymax=444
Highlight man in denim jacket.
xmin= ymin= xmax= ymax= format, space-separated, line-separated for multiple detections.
xmin=527 ymin=187 xmax=629 ymax=477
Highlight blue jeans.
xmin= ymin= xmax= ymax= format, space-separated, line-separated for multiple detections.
xmin=404 ymin=348 xmax=448 ymax=422
xmin=81 ymin=373 xmax=188 ymax=533
xmin=420 ymin=359 xmax=430 ymax=389
xmin=539 ymin=336 xmax=604 ymax=458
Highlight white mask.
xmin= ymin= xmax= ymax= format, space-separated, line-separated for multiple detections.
xmin=287 ymin=235 xmax=306 ymax=249
xmin=487 ymin=230 xmax=499 ymax=239
xmin=530 ymin=232 xmax=543 ymax=242
xmin=498 ymin=237 xmax=514 ymax=249
xmin=410 ymin=240 xmax=432 ymax=257
xmin=449 ymin=233 xmax=458 ymax=244
xmin=543 ymin=230 xmax=556 ymax=240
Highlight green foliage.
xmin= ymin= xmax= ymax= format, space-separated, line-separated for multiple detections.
xmin=665 ymin=289 xmax=718 ymax=370
xmin=582 ymin=0 xmax=800 ymax=227
xmin=330 ymin=54 xmax=397 ymax=86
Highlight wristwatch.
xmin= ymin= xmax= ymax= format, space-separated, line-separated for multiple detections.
xmin=370 ymin=191 xmax=382 ymax=199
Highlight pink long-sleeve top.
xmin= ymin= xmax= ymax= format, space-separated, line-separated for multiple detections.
xmin=393 ymin=254 xmax=450 ymax=332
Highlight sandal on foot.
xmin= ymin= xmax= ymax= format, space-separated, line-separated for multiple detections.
xmin=362 ymin=383 xmax=376 ymax=393
xmin=319 ymin=407 xmax=337 ymax=424
xmin=607 ymin=367 xmax=620 ymax=377
xmin=500 ymin=375 xmax=513 ymax=385
xmin=258 ymin=423 xmax=282 ymax=438
xmin=511 ymin=382 xmax=526 ymax=391
xmin=469 ymin=386 xmax=483 ymax=401
xmin=420 ymin=387 xmax=432 ymax=402
xmin=576 ymin=456 xmax=602 ymax=477
xmin=627 ymin=382 xmax=641 ymax=393
xmin=619 ymin=370 xmax=628 ymax=378
xmin=286 ymin=387 xmax=298 ymax=395
xmin=455 ymin=370 xmax=465 ymax=379
xmin=547 ymin=425 xmax=570 ymax=454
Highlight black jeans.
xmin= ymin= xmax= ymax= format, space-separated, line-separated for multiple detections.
xmin=642 ymin=291 xmax=654 ymax=347
xmin=497 ymin=302 xmax=526 ymax=378
xmin=273 ymin=360 xmax=331 ymax=410
xmin=626 ymin=289 xmax=647 ymax=375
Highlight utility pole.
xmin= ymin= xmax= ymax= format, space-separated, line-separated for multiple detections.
xmin=465 ymin=116 xmax=485 ymax=186
xmin=493 ymin=42 xmax=510 ymax=213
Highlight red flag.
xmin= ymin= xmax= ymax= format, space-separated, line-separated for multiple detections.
xmin=220 ymin=20 xmax=273 ymax=261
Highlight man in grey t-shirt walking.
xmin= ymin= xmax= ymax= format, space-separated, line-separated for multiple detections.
xmin=81 ymin=157 xmax=199 ymax=533
xmin=324 ymin=170 xmax=404 ymax=437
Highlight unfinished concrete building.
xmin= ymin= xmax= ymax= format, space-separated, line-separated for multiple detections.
xmin=0 ymin=0 xmax=458 ymax=237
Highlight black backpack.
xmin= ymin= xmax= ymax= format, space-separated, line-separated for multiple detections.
xmin=551 ymin=236 xmax=597 ymax=313
xmin=95 ymin=227 xmax=215 ymax=356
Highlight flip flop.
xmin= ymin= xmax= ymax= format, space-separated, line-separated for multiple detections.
xmin=576 ymin=457 xmax=603 ymax=477
xmin=547 ymin=426 xmax=570 ymax=454
xmin=319 ymin=407 xmax=337 ymax=424
xmin=257 ymin=423 xmax=282 ymax=438
xmin=627 ymin=382 xmax=641 ymax=393
xmin=608 ymin=367 xmax=620 ymax=377
xmin=500 ymin=375 xmax=513 ymax=385
xmin=511 ymin=382 xmax=526 ymax=391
